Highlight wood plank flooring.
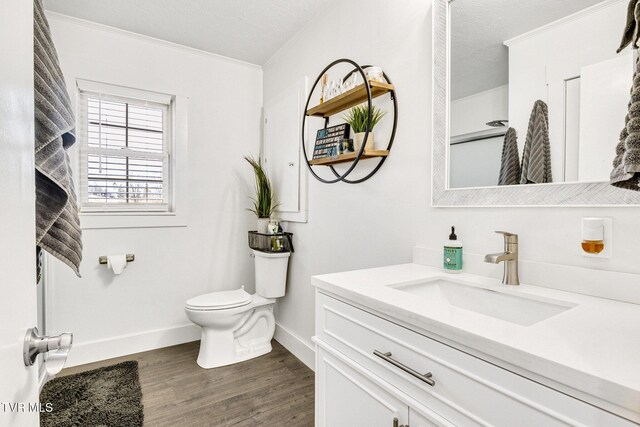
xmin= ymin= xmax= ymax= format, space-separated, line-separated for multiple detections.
xmin=58 ymin=340 xmax=315 ymax=426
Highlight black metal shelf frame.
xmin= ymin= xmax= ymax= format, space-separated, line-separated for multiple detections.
xmin=301 ymin=58 xmax=398 ymax=184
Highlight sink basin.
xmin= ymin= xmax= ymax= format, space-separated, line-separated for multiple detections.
xmin=391 ymin=278 xmax=576 ymax=326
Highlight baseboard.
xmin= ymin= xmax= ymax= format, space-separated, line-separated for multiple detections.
xmin=65 ymin=322 xmax=314 ymax=371
xmin=65 ymin=324 xmax=201 ymax=368
xmin=274 ymin=323 xmax=315 ymax=371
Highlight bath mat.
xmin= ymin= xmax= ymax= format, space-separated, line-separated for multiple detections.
xmin=40 ymin=361 xmax=144 ymax=427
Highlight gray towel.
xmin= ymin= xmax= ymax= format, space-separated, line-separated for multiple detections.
xmin=498 ymin=128 xmax=521 ymax=186
xmin=617 ymin=0 xmax=640 ymax=53
xmin=611 ymin=57 xmax=640 ymax=190
xmin=34 ymin=0 xmax=83 ymax=276
xmin=520 ymin=100 xmax=552 ymax=184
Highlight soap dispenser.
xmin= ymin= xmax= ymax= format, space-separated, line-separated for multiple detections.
xmin=444 ymin=226 xmax=463 ymax=274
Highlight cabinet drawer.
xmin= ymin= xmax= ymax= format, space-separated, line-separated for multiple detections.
xmin=316 ymin=292 xmax=634 ymax=427
xmin=316 ymin=343 xmax=454 ymax=427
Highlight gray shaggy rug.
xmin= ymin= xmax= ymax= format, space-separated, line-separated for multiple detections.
xmin=40 ymin=361 xmax=144 ymax=427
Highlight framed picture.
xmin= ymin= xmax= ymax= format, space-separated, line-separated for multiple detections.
xmin=312 ymin=123 xmax=350 ymax=159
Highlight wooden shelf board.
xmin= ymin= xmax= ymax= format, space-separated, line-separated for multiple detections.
xmin=308 ymin=150 xmax=390 ymax=166
xmin=306 ymin=81 xmax=394 ymax=118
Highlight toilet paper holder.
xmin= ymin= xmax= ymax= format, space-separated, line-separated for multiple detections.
xmin=98 ymin=254 xmax=135 ymax=264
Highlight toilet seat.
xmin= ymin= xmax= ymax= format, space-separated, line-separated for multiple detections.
xmin=185 ymin=288 xmax=252 ymax=311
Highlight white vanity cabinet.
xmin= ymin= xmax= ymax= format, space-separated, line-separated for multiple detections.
xmin=314 ymin=291 xmax=636 ymax=427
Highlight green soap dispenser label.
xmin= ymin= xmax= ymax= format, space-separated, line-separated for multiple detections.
xmin=444 ymin=247 xmax=463 ymax=270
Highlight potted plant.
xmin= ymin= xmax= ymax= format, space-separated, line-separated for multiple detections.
xmin=245 ymin=155 xmax=278 ymax=233
xmin=343 ymin=104 xmax=387 ymax=151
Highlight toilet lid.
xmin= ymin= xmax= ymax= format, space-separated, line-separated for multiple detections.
xmin=186 ymin=289 xmax=252 ymax=310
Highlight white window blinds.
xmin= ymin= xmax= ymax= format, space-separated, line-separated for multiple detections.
xmin=77 ymin=81 xmax=173 ymax=212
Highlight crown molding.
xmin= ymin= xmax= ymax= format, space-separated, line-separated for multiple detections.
xmin=45 ymin=11 xmax=263 ymax=71
xmin=504 ymin=0 xmax=625 ymax=47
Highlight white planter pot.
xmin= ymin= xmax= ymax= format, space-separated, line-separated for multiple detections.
xmin=354 ymin=132 xmax=375 ymax=151
xmin=257 ymin=218 xmax=270 ymax=234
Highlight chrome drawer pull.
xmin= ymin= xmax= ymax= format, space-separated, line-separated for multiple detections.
xmin=373 ymin=350 xmax=436 ymax=386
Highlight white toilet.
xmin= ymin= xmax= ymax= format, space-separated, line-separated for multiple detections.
xmin=185 ymin=250 xmax=290 ymax=369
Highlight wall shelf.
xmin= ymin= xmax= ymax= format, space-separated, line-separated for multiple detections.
xmin=306 ymin=81 xmax=395 ymax=118
xmin=309 ymin=150 xmax=390 ymax=166
xmin=301 ymin=58 xmax=398 ymax=184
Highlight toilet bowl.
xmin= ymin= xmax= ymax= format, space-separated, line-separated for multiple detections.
xmin=185 ymin=250 xmax=290 ymax=369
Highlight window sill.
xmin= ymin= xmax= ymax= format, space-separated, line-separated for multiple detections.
xmin=80 ymin=211 xmax=187 ymax=229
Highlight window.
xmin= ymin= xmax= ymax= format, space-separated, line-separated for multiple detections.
xmin=77 ymin=81 xmax=173 ymax=212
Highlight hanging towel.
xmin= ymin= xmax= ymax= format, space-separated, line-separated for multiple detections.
xmin=617 ymin=0 xmax=640 ymax=53
xmin=498 ymin=128 xmax=521 ymax=186
xmin=520 ymin=100 xmax=552 ymax=184
xmin=34 ymin=0 xmax=83 ymax=276
xmin=611 ymin=57 xmax=640 ymax=190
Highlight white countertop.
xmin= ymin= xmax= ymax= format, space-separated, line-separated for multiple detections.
xmin=312 ymin=263 xmax=640 ymax=422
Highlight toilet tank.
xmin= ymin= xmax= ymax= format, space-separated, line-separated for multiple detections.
xmin=253 ymin=250 xmax=291 ymax=298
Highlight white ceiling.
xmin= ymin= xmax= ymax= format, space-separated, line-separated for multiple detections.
xmin=44 ymin=0 xmax=336 ymax=65
xmin=451 ymin=0 xmax=607 ymax=100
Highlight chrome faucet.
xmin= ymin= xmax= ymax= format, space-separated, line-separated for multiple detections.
xmin=484 ymin=231 xmax=519 ymax=286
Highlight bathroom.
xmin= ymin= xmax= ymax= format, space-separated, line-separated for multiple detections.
xmin=2 ymin=0 xmax=640 ymax=425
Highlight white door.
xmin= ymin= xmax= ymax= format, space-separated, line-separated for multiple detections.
xmin=0 ymin=1 xmax=40 ymax=426
xmin=263 ymin=77 xmax=308 ymax=223
xmin=578 ymin=53 xmax=633 ymax=182
xmin=316 ymin=348 xmax=409 ymax=427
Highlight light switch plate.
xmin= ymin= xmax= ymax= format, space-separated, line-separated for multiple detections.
xmin=581 ymin=217 xmax=613 ymax=259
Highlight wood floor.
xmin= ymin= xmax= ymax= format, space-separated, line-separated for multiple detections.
xmin=59 ymin=340 xmax=315 ymax=426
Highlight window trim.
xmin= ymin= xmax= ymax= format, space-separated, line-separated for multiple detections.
xmin=78 ymin=82 xmax=173 ymax=213
xmin=74 ymin=79 xmax=188 ymax=229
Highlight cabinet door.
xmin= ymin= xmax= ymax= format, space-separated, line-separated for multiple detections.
xmin=409 ymin=408 xmax=450 ymax=427
xmin=317 ymin=348 xmax=409 ymax=427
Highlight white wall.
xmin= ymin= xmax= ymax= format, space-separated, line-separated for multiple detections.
xmin=43 ymin=0 xmax=640 ymax=371
xmin=263 ymin=0 xmax=432 ymax=363
xmin=265 ymin=0 xmax=640 ymax=366
xmin=507 ymin=0 xmax=628 ymax=182
xmin=428 ymin=0 xmax=640 ymax=293
xmin=46 ymin=14 xmax=263 ymax=366
xmin=449 ymin=135 xmax=504 ymax=189
xmin=449 ymin=85 xmax=509 ymax=188
xmin=450 ymin=85 xmax=508 ymax=137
